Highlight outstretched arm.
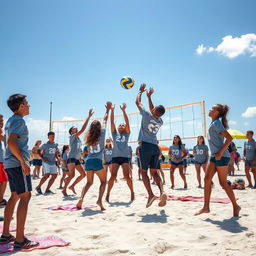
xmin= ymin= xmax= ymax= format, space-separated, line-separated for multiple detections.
xmin=120 ymin=103 xmax=130 ymax=134
xmin=76 ymin=109 xmax=94 ymax=137
xmin=103 ymin=101 xmax=112 ymax=128
xmin=110 ymin=104 xmax=116 ymax=132
xmin=146 ymin=87 xmax=155 ymax=115
xmin=136 ymin=83 xmax=146 ymax=111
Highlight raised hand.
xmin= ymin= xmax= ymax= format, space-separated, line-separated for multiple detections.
xmin=120 ymin=103 xmax=127 ymax=111
xmin=139 ymin=83 xmax=146 ymax=93
xmin=111 ymin=104 xmax=115 ymax=110
xmin=88 ymin=109 xmax=94 ymax=117
xmin=105 ymin=101 xmax=112 ymax=110
xmin=147 ymin=87 xmax=154 ymax=97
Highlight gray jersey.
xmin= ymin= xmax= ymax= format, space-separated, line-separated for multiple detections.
xmin=112 ymin=130 xmax=130 ymax=158
xmin=103 ymin=148 xmax=113 ymax=163
xmin=61 ymin=152 xmax=69 ymax=170
xmin=69 ymin=134 xmax=82 ymax=159
xmin=169 ymin=144 xmax=185 ymax=163
xmin=193 ymin=144 xmax=209 ymax=163
xmin=4 ymin=115 xmax=29 ymax=169
xmin=138 ymin=108 xmax=163 ymax=145
xmin=128 ymin=146 xmax=133 ymax=159
xmin=207 ymin=119 xmax=230 ymax=157
xmin=0 ymin=141 xmax=4 ymax=163
xmin=244 ymin=140 xmax=256 ymax=161
xmin=40 ymin=142 xmax=59 ymax=165
xmin=87 ymin=128 xmax=106 ymax=160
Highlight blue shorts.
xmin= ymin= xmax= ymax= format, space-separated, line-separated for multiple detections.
xmin=33 ymin=159 xmax=42 ymax=166
xmin=140 ymin=142 xmax=160 ymax=170
xmin=5 ymin=166 xmax=32 ymax=195
xmin=67 ymin=158 xmax=81 ymax=166
xmin=245 ymin=160 xmax=256 ymax=167
xmin=210 ymin=156 xmax=230 ymax=166
xmin=195 ymin=160 xmax=207 ymax=165
xmin=85 ymin=158 xmax=103 ymax=171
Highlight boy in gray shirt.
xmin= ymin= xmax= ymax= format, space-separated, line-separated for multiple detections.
xmin=136 ymin=84 xmax=166 ymax=208
xmin=35 ymin=132 xmax=60 ymax=194
xmin=0 ymin=94 xmax=39 ymax=249
xmin=244 ymin=130 xmax=256 ymax=188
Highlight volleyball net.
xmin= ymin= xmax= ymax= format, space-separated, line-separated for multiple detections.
xmin=52 ymin=101 xmax=206 ymax=147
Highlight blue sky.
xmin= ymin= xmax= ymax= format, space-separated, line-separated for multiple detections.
xmin=0 ymin=0 xmax=255 ymax=150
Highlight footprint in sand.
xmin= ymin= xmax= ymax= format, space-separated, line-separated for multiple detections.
xmin=154 ymin=241 xmax=176 ymax=254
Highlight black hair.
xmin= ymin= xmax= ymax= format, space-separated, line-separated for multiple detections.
xmin=247 ymin=130 xmax=254 ymax=136
xmin=69 ymin=126 xmax=74 ymax=135
xmin=7 ymin=94 xmax=27 ymax=112
xmin=48 ymin=131 xmax=55 ymax=136
xmin=156 ymin=105 xmax=165 ymax=117
xmin=62 ymin=145 xmax=69 ymax=157
xmin=173 ymin=135 xmax=182 ymax=149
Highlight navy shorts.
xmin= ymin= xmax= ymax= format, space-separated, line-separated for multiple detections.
xmin=195 ymin=160 xmax=207 ymax=165
xmin=112 ymin=157 xmax=129 ymax=165
xmin=140 ymin=142 xmax=160 ymax=170
xmin=5 ymin=166 xmax=32 ymax=195
xmin=85 ymin=158 xmax=103 ymax=171
xmin=136 ymin=157 xmax=141 ymax=168
xmin=210 ymin=156 xmax=230 ymax=166
xmin=245 ymin=160 xmax=256 ymax=167
xmin=67 ymin=158 xmax=81 ymax=166
xmin=170 ymin=161 xmax=184 ymax=166
xmin=32 ymin=159 xmax=42 ymax=166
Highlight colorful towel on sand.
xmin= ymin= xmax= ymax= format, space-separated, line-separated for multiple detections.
xmin=165 ymin=195 xmax=231 ymax=204
xmin=48 ymin=203 xmax=96 ymax=211
xmin=0 ymin=235 xmax=70 ymax=253
xmin=0 ymin=224 xmax=16 ymax=233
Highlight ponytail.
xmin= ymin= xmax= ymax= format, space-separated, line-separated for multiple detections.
xmin=216 ymin=104 xmax=229 ymax=129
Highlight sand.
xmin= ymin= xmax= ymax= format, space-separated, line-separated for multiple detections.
xmin=0 ymin=163 xmax=255 ymax=256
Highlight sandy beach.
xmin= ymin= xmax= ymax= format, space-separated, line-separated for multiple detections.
xmin=0 ymin=163 xmax=255 ymax=256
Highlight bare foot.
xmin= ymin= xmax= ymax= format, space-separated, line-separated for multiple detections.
xmin=62 ymin=190 xmax=68 ymax=197
xmin=105 ymin=194 xmax=110 ymax=203
xmin=247 ymin=184 xmax=253 ymax=188
xmin=233 ymin=205 xmax=241 ymax=217
xmin=69 ymin=186 xmax=77 ymax=194
xmin=146 ymin=195 xmax=157 ymax=208
xmin=184 ymin=183 xmax=188 ymax=189
xmin=131 ymin=192 xmax=135 ymax=201
xmin=97 ymin=201 xmax=106 ymax=211
xmin=171 ymin=185 xmax=175 ymax=189
xmin=76 ymin=199 xmax=83 ymax=209
xmin=158 ymin=193 xmax=167 ymax=207
xmin=194 ymin=208 xmax=210 ymax=216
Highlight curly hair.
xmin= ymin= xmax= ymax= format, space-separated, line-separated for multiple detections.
xmin=85 ymin=120 xmax=101 ymax=147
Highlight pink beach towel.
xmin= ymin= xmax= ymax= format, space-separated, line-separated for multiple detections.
xmin=48 ymin=203 xmax=96 ymax=211
xmin=0 ymin=224 xmax=16 ymax=233
xmin=0 ymin=235 xmax=69 ymax=253
xmin=165 ymin=195 xmax=231 ymax=204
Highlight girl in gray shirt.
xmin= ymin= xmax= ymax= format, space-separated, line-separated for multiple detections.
xmin=76 ymin=102 xmax=112 ymax=211
xmin=195 ymin=104 xmax=240 ymax=217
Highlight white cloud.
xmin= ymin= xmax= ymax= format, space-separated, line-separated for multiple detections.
xmin=244 ymin=122 xmax=250 ymax=126
xmin=62 ymin=116 xmax=77 ymax=121
xmin=242 ymin=106 xmax=256 ymax=118
xmin=196 ymin=33 xmax=256 ymax=58
xmin=229 ymin=120 xmax=237 ymax=126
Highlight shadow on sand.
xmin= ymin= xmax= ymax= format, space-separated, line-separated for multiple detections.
xmin=108 ymin=201 xmax=132 ymax=207
xmin=81 ymin=209 xmax=104 ymax=217
xmin=204 ymin=217 xmax=248 ymax=233
xmin=138 ymin=210 xmax=169 ymax=224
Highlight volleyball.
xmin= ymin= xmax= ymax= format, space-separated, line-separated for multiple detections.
xmin=120 ymin=77 xmax=134 ymax=90
xmin=235 ymin=178 xmax=245 ymax=185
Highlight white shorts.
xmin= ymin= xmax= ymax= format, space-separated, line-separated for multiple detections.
xmin=43 ymin=162 xmax=58 ymax=174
